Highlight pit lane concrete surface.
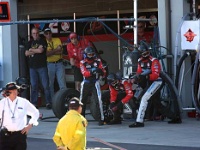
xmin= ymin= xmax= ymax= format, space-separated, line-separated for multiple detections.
xmin=27 ymin=107 xmax=200 ymax=150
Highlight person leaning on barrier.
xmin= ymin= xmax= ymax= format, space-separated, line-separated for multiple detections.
xmin=67 ymin=32 xmax=92 ymax=91
xmin=0 ymin=82 xmax=39 ymax=150
xmin=128 ymin=41 xmax=182 ymax=128
xmin=53 ymin=97 xmax=87 ymax=150
xmin=25 ymin=27 xmax=52 ymax=109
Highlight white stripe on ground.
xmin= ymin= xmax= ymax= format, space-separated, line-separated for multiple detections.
xmin=89 ymin=137 xmax=127 ymax=150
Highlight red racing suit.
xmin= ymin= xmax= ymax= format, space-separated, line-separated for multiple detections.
xmin=67 ymin=39 xmax=91 ymax=68
xmin=137 ymin=56 xmax=161 ymax=81
xmin=80 ymin=57 xmax=106 ymax=121
xmin=109 ymin=79 xmax=134 ymax=104
xmin=80 ymin=58 xmax=106 ymax=80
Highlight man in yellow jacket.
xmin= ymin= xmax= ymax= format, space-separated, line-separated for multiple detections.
xmin=53 ymin=97 xmax=88 ymax=150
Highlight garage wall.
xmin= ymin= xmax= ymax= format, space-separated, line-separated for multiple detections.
xmin=17 ymin=0 xmax=157 ymax=19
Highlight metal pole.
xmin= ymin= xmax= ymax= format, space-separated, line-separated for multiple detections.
xmin=193 ymin=0 xmax=196 ymax=20
xmin=133 ymin=0 xmax=138 ymax=46
xmin=0 ymin=18 xmax=155 ymax=26
xmin=73 ymin=13 xmax=76 ymax=32
xmin=27 ymin=15 xmax=30 ymax=41
xmin=117 ymin=10 xmax=121 ymax=70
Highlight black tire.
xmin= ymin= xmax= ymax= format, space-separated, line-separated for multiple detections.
xmin=159 ymin=71 xmax=181 ymax=115
xmin=52 ymin=88 xmax=80 ymax=119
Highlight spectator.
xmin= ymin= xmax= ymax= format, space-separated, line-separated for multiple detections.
xmin=53 ymin=97 xmax=87 ymax=150
xmin=80 ymin=46 xmax=106 ymax=126
xmin=67 ymin=32 xmax=92 ymax=91
xmin=25 ymin=27 xmax=52 ymax=109
xmin=128 ymin=21 xmax=152 ymax=51
xmin=137 ymin=21 xmax=152 ymax=44
xmin=0 ymin=82 xmax=39 ymax=150
xmin=106 ymin=71 xmax=134 ymax=125
xmin=44 ymin=28 xmax=67 ymax=99
xmin=129 ymin=41 xmax=182 ymax=128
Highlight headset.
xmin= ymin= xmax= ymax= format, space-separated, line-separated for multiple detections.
xmin=5 ymin=91 xmax=11 ymax=97
xmin=0 ymin=87 xmax=10 ymax=97
xmin=67 ymin=32 xmax=81 ymax=43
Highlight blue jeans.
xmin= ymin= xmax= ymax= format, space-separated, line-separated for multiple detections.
xmin=47 ymin=62 xmax=67 ymax=99
xmin=30 ymin=67 xmax=51 ymax=106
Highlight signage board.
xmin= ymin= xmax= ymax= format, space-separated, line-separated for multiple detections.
xmin=0 ymin=2 xmax=11 ymax=22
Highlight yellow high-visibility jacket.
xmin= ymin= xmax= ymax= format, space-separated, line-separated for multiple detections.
xmin=53 ymin=110 xmax=88 ymax=150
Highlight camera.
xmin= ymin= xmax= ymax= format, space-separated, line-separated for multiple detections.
xmin=0 ymin=127 xmax=9 ymax=136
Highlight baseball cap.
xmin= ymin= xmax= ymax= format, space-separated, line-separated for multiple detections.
xmin=44 ymin=28 xmax=52 ymax=33
xmin=69 ymin=97 xmax=83 ymax=108
xmin=69 ymin=32 xmax=77 ymax=39
xmin=5 ymin=82 xmax=20 ymax=90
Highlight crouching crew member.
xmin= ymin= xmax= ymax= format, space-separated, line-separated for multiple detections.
xmin=107 ymin=72 xmax=134 ymax=125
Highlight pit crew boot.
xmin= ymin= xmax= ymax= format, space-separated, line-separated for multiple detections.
xmin=107 ymin=119 xmax=121 ymax=125
xmin=98 ymin=120 xmax=104 ymax=126
xmin=168 ymin=116 xmax=182 ymax=124
xmin=129 ymin=122 xmax=144 ymax=128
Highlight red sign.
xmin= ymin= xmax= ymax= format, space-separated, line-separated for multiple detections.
xmin=0 ymin=2 xmax=11 ymax=22
xmin=184 ymin=29 xmax=197 ymax=42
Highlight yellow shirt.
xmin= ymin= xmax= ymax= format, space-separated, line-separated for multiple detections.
xmin=53 ymin=110 xmax=87 ymax=150
xmin=46 ymin=38 xmax=62 ymax=62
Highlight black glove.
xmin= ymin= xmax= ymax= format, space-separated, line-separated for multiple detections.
xmin=117 ymin=101 xmax=124 ymax=110
xmin=130 ymin=74 xmax=140 ymax=82
xmin=109 ymin=102 xmax=116 ymax=109
xmin=90 ymin=68 xmax=98 ymax=75
xmin=112 ymin=101 xmax=123 ymax=112
xmin=91 ymin=68 xmax=103 ymax=75
xmin=138 ymin=74 xmax=148 ymax=82
xmin=96 ymin=68 xmax=103 ymax=75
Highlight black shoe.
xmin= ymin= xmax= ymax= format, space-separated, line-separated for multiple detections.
xmin=168 ymin=117 xmax=182 ymax=124
xmin=39 ymin=113 xmax=43 ymax=120
xmin=98 ymin=120 xmax=104 ymax=126
xmin=129 ymin=122 xmax=144 ymax=128
xmin=46 ymin=103 xmax=52 ymax=110
xmin=107 ymin=119 xmax=121 ymax=125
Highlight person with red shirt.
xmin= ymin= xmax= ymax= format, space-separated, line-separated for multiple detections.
xmin=67 ymin=32 xmax=92 ymax=91
xmin=129 ymin=41 xmax=182 ymax=128
xmin=80 ymin=46 xmax=106 ymax=126
xmin=107 ymin=71 xmax=134 ymax=125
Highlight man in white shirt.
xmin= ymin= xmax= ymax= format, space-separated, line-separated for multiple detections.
xmin=0 ymin=82 xmax=39 ymax=150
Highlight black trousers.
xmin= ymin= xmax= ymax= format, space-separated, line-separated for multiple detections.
xmin=0 ymin=131 xmax=27 ymax=150
xmin=80 ymin=81 xmax=104 ymax=121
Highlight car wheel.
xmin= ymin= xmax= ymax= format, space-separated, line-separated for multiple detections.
xmin=52 ymin=88 xmax=80 ymax=119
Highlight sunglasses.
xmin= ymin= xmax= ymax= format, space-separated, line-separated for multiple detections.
xmin=111 ymin=80 xmax=119 ymax=87
xmin=45 ymin=32 xmax=52 ymax=35
xmin=32 ymin=32 xmax=39 ymax=35
xmin=87 ymin=53 xmax=95 ymax=58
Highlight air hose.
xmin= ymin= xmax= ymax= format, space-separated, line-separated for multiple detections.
xmin=191 ymin=50 xmax=200 ymax=113
xmin=175 ymin=51 xmax=196 ymax=88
